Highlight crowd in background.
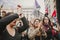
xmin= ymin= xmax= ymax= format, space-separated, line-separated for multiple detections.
xmin=0 ymin=10 xmax=60 ymax=40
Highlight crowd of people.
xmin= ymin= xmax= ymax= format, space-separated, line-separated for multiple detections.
xmin=0 ymin=11 xmax=60 ymax=40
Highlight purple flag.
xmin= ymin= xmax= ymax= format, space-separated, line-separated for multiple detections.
xmin=35 ymin=0 xmax=40 ymax=8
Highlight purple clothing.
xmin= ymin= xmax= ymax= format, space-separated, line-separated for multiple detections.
xmin=43 ymin=24 xmax=50 ymax=32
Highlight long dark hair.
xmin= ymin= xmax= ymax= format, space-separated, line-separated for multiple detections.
xmin=33 ymin=19 xmax=40 ymax=27
xmin=43 ymin=16 xmax=52 ymax=28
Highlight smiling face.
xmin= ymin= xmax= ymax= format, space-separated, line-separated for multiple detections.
xmin=34 ymin=19 xmax=40 ymax=28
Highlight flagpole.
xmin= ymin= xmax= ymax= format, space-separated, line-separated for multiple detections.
xmin=34 ymin=0 xmax=40 ymax=18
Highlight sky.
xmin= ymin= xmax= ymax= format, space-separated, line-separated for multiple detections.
xmin=0 ymin=0 xmax=45 ymax=13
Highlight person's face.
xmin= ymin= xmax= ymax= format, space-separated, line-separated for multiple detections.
xmin=34 ymin=20 xmax=40 ymax=28
xmin=10 ymin=19 xmax=17 ymax=27
xmin=2 ymin=13 xmax=6 ymax=17
xmin=44 ymin=17 xmax=49 ymax=24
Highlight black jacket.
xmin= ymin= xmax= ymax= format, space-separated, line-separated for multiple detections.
xmin=18 ymin=17 xmax=29 ymax=33
xmin=0 ymin=14 xmax=29 ymax=40
xmin=0 ymin=14 xmax=19 ymax=31
xmin=0 ymin=14 xmax=19 ymax=40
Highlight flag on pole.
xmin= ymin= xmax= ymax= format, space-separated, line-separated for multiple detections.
xmin=35 ymin=0 xmax=40 ymax=8
xmin=45 ymin=7 xmax=48 ymax=14
xmin=52 ymin=9 xmax=57 ymax=24
xmin=33 ymin=0 xmax=40 ymax=18
xmin=52 ymin=9 xmax=56 ymax=17
xmin=45 ymin=7 xmax=48 ymax=16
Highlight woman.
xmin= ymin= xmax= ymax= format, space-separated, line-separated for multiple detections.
xmin=0 ymin=13 xmax=29 ymax=40
xmin=28 ymin=19 xmax=42 ymax=40
xmin=42 ymin=16 xmax=53 ymax=40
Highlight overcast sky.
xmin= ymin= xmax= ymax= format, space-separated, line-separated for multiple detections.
xmin=0 ymin=0 xmax=45 ymax=13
